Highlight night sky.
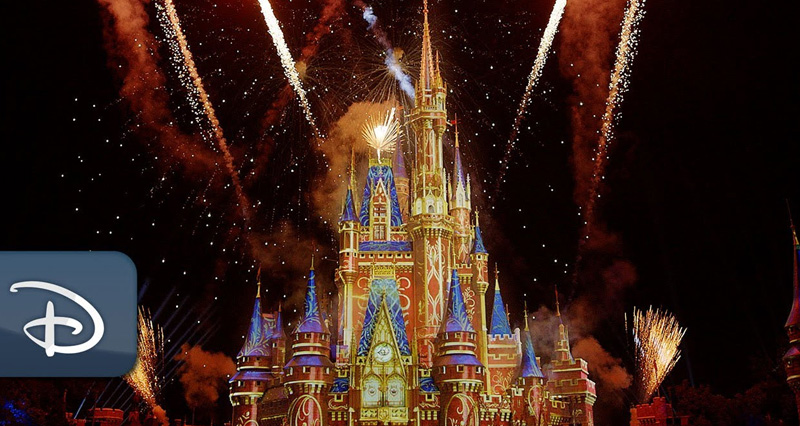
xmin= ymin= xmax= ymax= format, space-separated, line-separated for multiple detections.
xmin=2 ymin=0 xmax=799 ymax=424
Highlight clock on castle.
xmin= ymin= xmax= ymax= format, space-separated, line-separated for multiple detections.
xmin=227 ymin=1 xmax=597 ymax=425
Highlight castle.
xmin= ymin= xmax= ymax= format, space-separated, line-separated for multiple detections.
xmin=228 ymin=2 xmax=596 ymax=425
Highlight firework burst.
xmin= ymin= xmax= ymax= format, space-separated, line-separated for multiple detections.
xmin=498 ymin=0 xmax=567 ymax=188
xmin=256 ymin=0 xmax=322 ymax=139
xmin=631 ymin=306 xmax=686 ymax=403
xmin=156 ymin=0 xmax=252 ymax=223
xmin=124 ymin=306 xmax=165 ymax=407
xmin=362 ymin=107 xmax=400 ymax=162
xmin=585 ymin=0 xmax=647 ymax=229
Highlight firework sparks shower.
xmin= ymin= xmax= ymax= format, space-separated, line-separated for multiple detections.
xmin=362 ymin=107 xmax=400 ymax=161
xmin=585 ymin=0 xmax=647 ymax=229
xmin=256 ymin=0 xmax=322 ymax=138
xmin=497 ymin=0 xmax=567 ymax=189
xmin=157 ymin=0 xmax=252 ymax=223
xmin=124 ymin=307 xmax=164 ymax=408
xmin=356 ymin=1 xmax=415 ymax=100
xmin=631 ymin=306 xmax=686 ymax=403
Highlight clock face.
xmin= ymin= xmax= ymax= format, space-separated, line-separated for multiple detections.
xmin=374 ymin=343 xmax=394 ymax=363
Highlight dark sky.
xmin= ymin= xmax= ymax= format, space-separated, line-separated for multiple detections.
xmin=2 ymin=0 xmax=799 ymax=423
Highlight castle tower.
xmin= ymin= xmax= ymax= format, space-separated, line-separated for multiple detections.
xmin=284 ymin=263 xmax=335 ymax=426
xmin=229 ymin=276 xmax=271 ymax=426
xmin=394 ymin=140 xmax=410 ymax=221
xmin=272 ymin=302 xmax=287 ymax=369
xmin=433 ymin=270 xmax=484 ymax=426
xmin=336 ymin=153 xmax=360 ymax=363
xmin=518 ymin=305 xmax=546 ymax=426
xmin=486 ymin=269 xmax=520 ymax=396
xmin=449 ymin=121 xmax=472 ymax=265
xmin=783 ymin=219 xmax=800 ymax=419
xmin=407 ymin=0 xmax=453 ymax=367
xmin=547 ymin=291 xmax=597 ymax=426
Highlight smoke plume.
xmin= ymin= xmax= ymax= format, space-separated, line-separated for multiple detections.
xmin=96 ymin=0 xmax=216 ymax=174
xmin=310 ymin=100 xmax=396 ymax=225
xmin=174 ymin=344 xmax=236 ymax=411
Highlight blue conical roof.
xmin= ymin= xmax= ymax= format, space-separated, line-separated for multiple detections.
xmin=520 ymin=327 xmax=545 ymax=378
xmin=442 ymin=270 xmax=475 ymax=333
xmin=340 ymin=188 xmax=357 ymax=222
xmin=473 ymin=224 xmax=487 ymax=254
xmin=490 ymin=281 xmax=512 ymax=335
xmin=295 ymin=269 xmax=328 ymax=334
xmin=238 ymin=294 xmax=271 ymax=357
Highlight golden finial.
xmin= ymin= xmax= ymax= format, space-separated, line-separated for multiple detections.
xmin=454 ymin=114 xmax=460 ymax=148
xmin=349 ymin=146 xmax=356 ymax=190
xmin=494 ymin=263 xmax=500 ymax=289
xmin=524 ymin=300 xmax=529 ymax=331
xmin=475 ymin=209 xmax=480 ymax=227
xmin=788 ymin=199 xmax=798 ymax=247
xmin=256 ymin=265 xmax=262 ymax=298
xmin=310 ymin=243 xmax=316 ymax=271
xmin=555 ymin=284 xmax=562 ymax=322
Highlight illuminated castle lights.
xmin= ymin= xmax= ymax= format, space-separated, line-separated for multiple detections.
xmin=228 ymin=1 xmax=597 ymax=425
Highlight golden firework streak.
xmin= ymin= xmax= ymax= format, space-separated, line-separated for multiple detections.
xmin=586 ymin=0 xmax=647 ymax=228
xmin=158 ymin=0 xmax=252 ymax=222
xmin=499 ymin=0 xmax=567 ymax=185
xmin=124 ymin=307 xmax=164 ymax=407
xmin=256 ymin=0 xmax=322 ymax=139
xmin=632 ymin=306 xmax=686 ymax=403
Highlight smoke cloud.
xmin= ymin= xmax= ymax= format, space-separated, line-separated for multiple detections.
xmin=174 ymin=344 xmax=236 ymax=411
xmin=573 ymin=337 xmax=632 ymax=406
xmin=310 ymin=100 xmax=396 ymax=225
xmin=96 ymin=0 xmax=216 ymax=174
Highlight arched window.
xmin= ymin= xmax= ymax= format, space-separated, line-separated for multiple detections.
xmin=362 ymin=375 xmax=381 ymax=408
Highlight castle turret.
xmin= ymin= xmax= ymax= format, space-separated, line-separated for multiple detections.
xmin=519 ymin=305 xmax=546 ymax=425
xmin=433 ymin=270 xmax=483 ymax=426
xmin=449 ymin=121 xmax=472 ymax=265
xmin=783 ymin=218 xmax=800 ymax=418
xmin=336 ymin=152 xmax=360 ymax=363
xmin=408 ymin=0 xmax=453 ymax=367
xmin=547 ymin=289 xmax=596 ymax=425
xmin=486 ymin=269 xmax=520 ymax=395
xmin=229 ymin=275 xmax=271 ymax=426
xmin=284 ymin=261 xmax=335 ymax=426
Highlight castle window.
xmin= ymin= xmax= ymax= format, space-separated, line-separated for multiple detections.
xmin=456 ymin=365 xmax=464 ymax=373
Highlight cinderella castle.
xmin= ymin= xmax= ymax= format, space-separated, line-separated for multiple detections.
xmin=228 ymin=2 xmax=597 ymax=425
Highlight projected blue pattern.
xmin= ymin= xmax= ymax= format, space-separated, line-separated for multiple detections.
xmin=520 ymin=329 xmax=544 ymax=378
xmin=295 ymin=269 xmax=327 ymax=333
xmin=419 ymin=376 xmax=439 ymax=393
xmin=473 ymin=225 xmax=487 ymax=254
xmin=359 ymin=241 xmax=412 ymax=252
xmin=443 ymin=270 xmax=475 ymax=333
xmin=490 ymin=285 xmax=512 ymax=335
xmin=359 ymin=165 xmax=404 ymax=226
xmin=238 ymin=297 xmax=271 ymax=357
xmin=331 ymin=377 xmax=350 ymax=393
xmin=340 ymin=188 xmax=357 ymax=222
xmin=357 ymin=279 xmax=411 ymax=356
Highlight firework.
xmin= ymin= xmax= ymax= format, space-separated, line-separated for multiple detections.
xmin=585 ymin=0 xmax=647 ymax=228
xmin=156 ymin=0 xmax=252 ymax=223
xmin=362 ymin=108 xmax=400 ymax=162
xmin=256 ymin=0 xmax=322 ymax=138
xmin=124 ymin=306 xmax=164 ymax=407
xmin=498 ymin=0 xmax=567 ymax=187
xmin=357 ymin=2 xmax=415 ymax=100
xmin=631 ymin=306 xmax=686 ymax=403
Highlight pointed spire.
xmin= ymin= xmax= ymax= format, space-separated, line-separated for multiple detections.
xmin=256 ymin=265 xmax=262 ymax=299
xmin=419 ymin=0 xmax=436 ymax=92
xmin=295 ymin=254 xmax=328 ymax=334
xmin=520 ymin=321 xmax=545 ymax=379
xmin=490 ymin=265 xmax=512 ymax=335
xmin=442 ymin=269 xmax=475 ymax=333
xmin=238 ymin=277 xmax=270 ymax=357
xmin=394 ymin=137 xmax=408 ymax=179
xmin=341 ymin=150 xmax=358 ymax=222
xmin=452 ymin=115 xmax=466 ymax=189
xmin=786 ymin=204 xmax=800 ymax=332
xmin=472 ymin=210 xmax=488 ymax=254
xmin=554 ymin=285 xmax=573 ymax=362
xmin=274 ymin=301 xmax=286 ymax=339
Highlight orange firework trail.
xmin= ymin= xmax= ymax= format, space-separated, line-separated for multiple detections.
xmin=498 ymin=0 xmax=567 ymax=188
xmin=256 ymin=0 xmax=322 ymax=139
xmin=124 ymin=307 xmax=164 ymax=407
xmin=156 ymin=0 xmax=252 ymax=223
xmin=585 ymin=0 xmax=647 ymax=228
xmin=631 ymin=306 xmax=686 ymax=403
